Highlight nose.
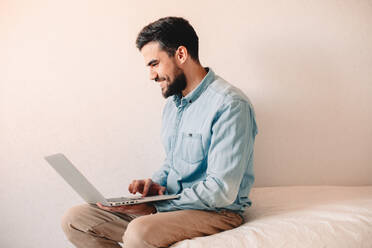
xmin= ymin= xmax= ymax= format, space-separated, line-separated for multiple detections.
xmin=149 ymin=69 xmax=158 ymax=81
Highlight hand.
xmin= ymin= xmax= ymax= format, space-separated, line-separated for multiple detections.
xmin=128 ymin=178 xmax=166 ymax=196
xmin=96 ymin=202 xmax=156 ymax=215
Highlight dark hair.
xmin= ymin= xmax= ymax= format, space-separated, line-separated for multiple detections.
xmin=136 ymin=17 xmax=199 ymax=61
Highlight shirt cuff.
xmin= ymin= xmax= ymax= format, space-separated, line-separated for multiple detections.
xmin=151 ymin=175 xmax=167 ymax=187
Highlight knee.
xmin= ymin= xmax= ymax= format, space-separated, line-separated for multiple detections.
xmin=61 ymin=204 xmax=92 ymax=238
xmin=123 ymin=215 xmax=157 ymax=247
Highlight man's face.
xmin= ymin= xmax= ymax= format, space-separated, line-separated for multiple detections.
xmin=141 ymin=42 xmax=186 ymax=98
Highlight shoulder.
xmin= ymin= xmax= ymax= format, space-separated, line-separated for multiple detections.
xmin=206 ymin=74 xmax=258 ymax=134
xmin=207 ymin=75 xmax=254 ymax=111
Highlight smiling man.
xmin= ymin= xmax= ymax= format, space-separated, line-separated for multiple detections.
xmin=61 ymin=17 xmax=258 ymax=248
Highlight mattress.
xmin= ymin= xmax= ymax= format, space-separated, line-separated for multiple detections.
xmin=171 ymin=186 xmax=372 ymax=248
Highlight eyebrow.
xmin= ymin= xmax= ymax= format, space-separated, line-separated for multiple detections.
xmin=147 ymin=59 xmax=158 ymax=67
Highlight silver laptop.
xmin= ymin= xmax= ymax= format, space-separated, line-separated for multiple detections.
xmin=45 ymin=153 xmax=179 ymax=207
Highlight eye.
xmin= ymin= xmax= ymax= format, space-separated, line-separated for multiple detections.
xmin=147 ymin=60 xmax=159 ymax=68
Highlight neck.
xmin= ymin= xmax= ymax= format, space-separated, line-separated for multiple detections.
xmin=181 ymin=63 xmax=207 ymax=97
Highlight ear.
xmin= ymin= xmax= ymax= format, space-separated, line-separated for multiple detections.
xmin=175 ymin=46 xmax=188 ymax=65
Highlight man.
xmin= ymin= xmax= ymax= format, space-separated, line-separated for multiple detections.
xmin=61 ymin=16 xmax=258 ymax=248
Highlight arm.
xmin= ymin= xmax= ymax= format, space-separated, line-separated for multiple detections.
xmin=151 ymin=158 xmax=171 ymax=187
xmin=151 ymin=99 xmax=173 ymax=187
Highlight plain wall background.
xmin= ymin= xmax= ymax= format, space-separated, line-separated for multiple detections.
xmin=1 ymin=0 xmax=371 ymax=247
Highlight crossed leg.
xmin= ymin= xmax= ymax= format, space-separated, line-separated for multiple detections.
xmin=62 ymin=204 xmax=243 ymax=248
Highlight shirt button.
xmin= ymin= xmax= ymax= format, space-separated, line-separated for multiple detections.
xmin=189 ymin=100 xmax=192 ymax=103
xmin=188 ymin=133 xmax=192 ymax=137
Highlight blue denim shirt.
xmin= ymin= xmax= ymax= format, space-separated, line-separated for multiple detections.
xmin=152 ymin=68 xmax=258 ymax=214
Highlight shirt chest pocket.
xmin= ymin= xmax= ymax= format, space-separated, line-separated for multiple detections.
xmin=179 ymin=132 xmax=205 ymax=164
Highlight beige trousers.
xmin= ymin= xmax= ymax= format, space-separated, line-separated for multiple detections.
xmin=61 ymin=204 xmax=243 ymax=248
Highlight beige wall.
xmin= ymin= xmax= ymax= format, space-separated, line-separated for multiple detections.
xmin=1 ymin=0 xmax=372 ymax=247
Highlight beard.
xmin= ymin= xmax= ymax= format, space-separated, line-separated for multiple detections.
xmin=162 ymin=69 xmax=187 ymax=98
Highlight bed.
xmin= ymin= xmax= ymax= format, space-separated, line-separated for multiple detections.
xmin=171 ymin=186 xmax=372 ymax=248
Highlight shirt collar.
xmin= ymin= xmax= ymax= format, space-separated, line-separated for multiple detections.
xmin=173 ymin=67 xmax=215 ymax=107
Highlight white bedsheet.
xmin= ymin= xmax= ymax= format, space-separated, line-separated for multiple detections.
xmin=171 ymin=186 xmax=372 ymax=248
